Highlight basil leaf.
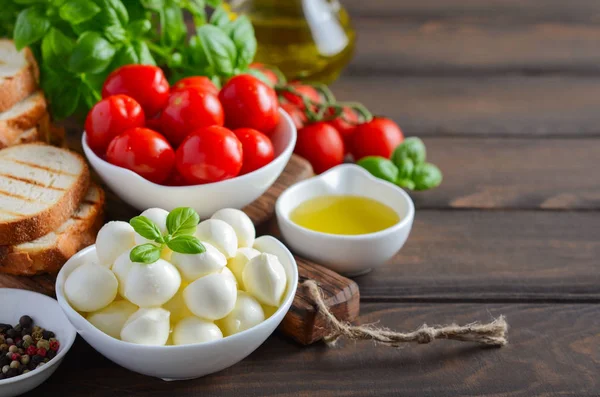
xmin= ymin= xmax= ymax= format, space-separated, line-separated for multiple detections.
xmin=185 ymin=0 xmax=206 ymax=24
xmin=392 ymin=137 xmax=427 ymax=166
xmin=167 ymin=235 xmax=206 ymax=255
xmin=111 ymin=44 xmax=139 ymax=68
xmin=14 ymin=6 xmax=50 ymax=50
xmin=210 ymin=6 xmax=230 ymax=28
xmin=188 ymin=35 xmax=210 ymax=68
xmin=412 ymin=163 xmax=443 ymax=191
xmin=59 ymin=0 xmax=101 ymax=25
xmin=41 ymin=28 xmax=75 ymax=66
xmin=227 ymin=15 xmax=256 ymax=69
xmin=72 ymin=0 xmax=122 ymax=35
xmin=41 ymin=66 xmax=81 ymax=119
xmin=69 ymin=32 xmax=116 ymax=74
xmin=140 ymin=0 xmax=164 ymax=11
xmin=130 ymin=216 xmax=164 ymax=242
xmin=128 ymin=19 xmax=152 ymax=36
xmin=162 ymin=2 xmax=186 ymax=48
xmin=357 ymin=156 xmax=399 ymax=183
xmin=196 ymin=25 xmax=236 ymax=76
xmin=14 ymin=0 xmax=46 ymax=4
xmin=104 ymin=25 xmax=127 ymax=43
xmin=166 ymin=207 xmax=200 ymax=236
xmin=205 ymin=0 xmax=222 ymax=7
xmin=133 ymin=41 xmax=156 ymax=65
xmin=246 ymin=68 xmax=272 ymax=86
xmin=130 ymin=244 xmax=162 ymax=264
xmin=106 ymin=0 xmax=129 ymax=26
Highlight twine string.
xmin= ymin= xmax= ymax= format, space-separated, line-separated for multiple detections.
xmin=303 ymin=280 xmax=508 ymax=347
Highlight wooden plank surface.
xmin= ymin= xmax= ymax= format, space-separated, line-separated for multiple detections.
xmin=331 ymin=76 xmax=600 ymax=137
xmin=31 ymin=303 xmax=600 ymax=396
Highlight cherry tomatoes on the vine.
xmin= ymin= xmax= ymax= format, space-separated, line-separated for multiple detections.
xmin=160 ymin=87 xmax=224 ymax=147
xmin=325 ymin=106 xmax=359 ymax=153
xmin=219 ymin=74 xmax=280 ymax=134
xmin=176 ymin=126 xmax=243 ymax=184
xmin=172 ymin=76 xmax=218 ymax=96
xmin=295 ymin=122 xmax=344 ymax=174
xmin=102 ymin=65 xmax=169 ymax=117
xmin=281 ymin=102 xmax=307 ymax=131
xmin=350 ymin=117 xmax=404 ymax=160
xmin=249 ymin=63 xmax=279 ymax=86
xmin=84 ymin=95 xmax=145 ymax=155
xmin=281 ymin=82 xmax=321 ymax=110
xmin=106 ymin=127 xmax=175 ymax=184
xmin=233 ymin=128 xmax=275 ymax=175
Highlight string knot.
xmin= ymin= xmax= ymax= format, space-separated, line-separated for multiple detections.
xmin=416 ymin=327 xmax=435 ymax=344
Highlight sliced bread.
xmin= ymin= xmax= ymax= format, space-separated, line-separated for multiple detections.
xmin=0 ymin=127 xmax=40 ymax=149
xmin=0 ymin=91 xmax=47 ymax=136
xmin=0 ymin=184 xmax=105 ymax=275
xmin=0 ymin=143 xmax=90 ymax=245
xmin=0 ymin=40 xmax=39 ymax=113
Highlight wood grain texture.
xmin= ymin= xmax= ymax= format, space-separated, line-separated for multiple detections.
xmin=409 ymin=138 xmax=600 ymax=209
xmin=283 ymin=257 xmax=360 ymax=345
xmin=331 ymin=76 xmax=600 ymax=137
xmin=353 ymin=211 xmax=600 ymax=302
xmin=29 ymin=303 xmax=600 ymax=396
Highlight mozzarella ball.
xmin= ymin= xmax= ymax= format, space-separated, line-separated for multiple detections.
xmin=112 ymin=249 xmax=135 ymax=297
xmin=243 ymin=253 xmax=287 ymax=307
xmin=183 ymin=273 xmax=237 ymax=320
xmin=162 ymin=286 xmax=193 ymax=324
xmin=134 ymin=208 xmax=169 ymax=245
xmin=195 ymin=219 xmax=237 ymax=258
xmin=211 ymin=208 xmax=255 ymax=248
xmin=120 ymin=308 xmax=170 ymax=345
xmin=220 ymin=266 xmax=237 ymax=287
xmin=65 ymin=262 xmax=118 ymax=312
xmin=87 ymin=300 xmax=138 ymax=339
xmin=124 ymin=259 xmax=181 ymax=307
xmin=171 ymin=242 xmax=226 ymax=281
xmin=220 ymin=292 xmax=265 ymax=336
xmin=227 ymin=247 xmax=260 ymax=289
xmin=172 ymin=317 xmax=223 ymax=345
xmin=96 ymin=221 xmax=136 ymax=266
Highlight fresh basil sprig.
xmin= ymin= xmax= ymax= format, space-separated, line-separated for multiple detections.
xmin=129 ymin=207 xmax=205 ymax=264
xmin=8 ymin=0 xmax=259 ymax=120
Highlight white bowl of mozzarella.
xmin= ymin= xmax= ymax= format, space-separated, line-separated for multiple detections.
xmin=55 ymin=208 xmax=298 ymax=380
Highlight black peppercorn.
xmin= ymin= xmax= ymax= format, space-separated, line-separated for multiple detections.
xmin=0 ymin=372 xmax=5 ymax=380
xmin=0 ymin=324 xmax=12 ymax=333
xmin=15 ymin=341 xmax=23 ymax=349
xmin=13 ymin=324 xmax=22 ymax=333
xmin=6 ymin=368 xmax=18 ymax=378
xmin=21 ymin=327 xmax=32 ymax=337
xmin=41 ymin=330 xmax=55 ymax=340
xmin=6 ymin=329 xmax=17 ymax=339
xmin=46 ymin=350 xmax=56 ymax=359
xmin=31 ymin=355 xmax=43 ymax=365
xmin=19 ymin=316 xmax=33 ymax=329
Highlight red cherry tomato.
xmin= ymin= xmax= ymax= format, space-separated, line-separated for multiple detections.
xmin=176 ymin=126 xmax=243 ymax=184
xmin=145 ymin=116 xmax=163 ymax=134
xmin=84 ymin=95 xmax=145 ymax=155
xmin=295 ymin=122 xmax=344 ymax=174
xmin=160 ymin=87 xmax=224 ymax=147
xmin=350 ymin=117 xmax=404 ymax=161
xmin=102 ymin=65 xmax=169 ymax=117
xmin=249 ymin=63 xmax=279 ymax=86
xmin=163 ymin=168 xmax=189 ymax=186
xmin=172 ymin=76 xmax=218 ymax=96
xmin=219 ymin=74 xmax=279 ymax=134
xmin=106 ymin=127 xmax=175 ymax=184
xmin=233 ymin=128 xmax=275 ymax=175
xmin=325 ymin=106 xmax=359 ymax=153
xmin=281 ymin=102 xmax=307 ymax=131
xmin=281 ymin=82 xmax=321 ymax=110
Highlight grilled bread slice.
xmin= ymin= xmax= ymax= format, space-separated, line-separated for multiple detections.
xmin=0 ymin=91 xmax=46 ymax=136
xmin=0 ymin=143 xmax=90 ymax=245
xmin=0 ymin=127 xmax=40 ymax=149
xmin=0 ymin=184 xmax=104 ymax=275
xmin=0 ymin=40 xmax=39 ymax=113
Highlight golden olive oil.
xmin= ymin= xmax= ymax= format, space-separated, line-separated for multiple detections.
xmin=290 ymin=195 xmax=400 ymax=235
xmin=228 ymin=0 xmax=356 ymax=83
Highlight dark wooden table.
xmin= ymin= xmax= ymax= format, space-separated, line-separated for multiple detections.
xmin=30 ymin=1 xmax=600 ymax=395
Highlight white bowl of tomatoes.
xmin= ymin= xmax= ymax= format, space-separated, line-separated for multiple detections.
xmin=82 ymin=65 xmax=296 ymax=218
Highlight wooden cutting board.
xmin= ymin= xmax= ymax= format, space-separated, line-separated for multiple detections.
xmin=0 ymin=154 xmax=359 ymax=345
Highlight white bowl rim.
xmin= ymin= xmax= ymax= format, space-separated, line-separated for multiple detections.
xmin=0 ymin=289 xmax=77 ymax=386
xmin=55 ymin=236 xmax=298 ymax=351
xmin=276 ymin=164 xmax=415 ymax=240
xmin=81 ymin=108 xmax=297 ymax=190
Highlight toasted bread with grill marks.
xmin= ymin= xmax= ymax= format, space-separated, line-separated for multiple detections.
xmin=0 ymin=40 xmax=39 ymax=113
xmin=0 ymin=143 xmax=90 ymax=245
xmin=0 ymin=184 xmax=104 ymax=275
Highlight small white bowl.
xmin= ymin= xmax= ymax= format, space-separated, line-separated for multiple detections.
xmin=82 ymin=109 xmax=297 ymax=218
xmin=55 ymin=236 xmax=298 ymax=381
xmin=0 ymin=289 xmax=76 ymax=397
xmin=275 ymin=164 xmax=414 ymax=276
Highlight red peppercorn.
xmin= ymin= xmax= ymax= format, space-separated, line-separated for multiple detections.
xmin=11 ymin=353 xmax=19 ymax=361
xmin=26 ymin=346 xmax=36 ymax=356
xmin=14 ymin=338 xmax=21 ymax=344
xmin=36 ymin=348 xmax=46 ymax=358
xmin=49 ymin=341 xmax=59 ymax=351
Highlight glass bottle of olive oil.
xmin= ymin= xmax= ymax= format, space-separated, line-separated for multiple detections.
xmin=227 ymin=0 xmax=356 ymax=83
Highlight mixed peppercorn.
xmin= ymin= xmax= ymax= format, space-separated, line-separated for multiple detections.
xmin=0 ymin=316 xmax=59 ymax=379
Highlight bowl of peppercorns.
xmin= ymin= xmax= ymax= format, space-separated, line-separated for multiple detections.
xmin=0 ymin=289 xmax=76 ymax=397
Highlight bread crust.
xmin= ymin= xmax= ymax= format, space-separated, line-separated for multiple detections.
xmin=0 ymin=143 xmax=91 ymax=245
xmin=0 ymin=91 xmax=47 ymax=138
xmin=0 ymin=185 xmax=105 ymax=275
xmin=0 ymin=126 xmax=40 ymax=149
xmin=0 ymin=47 xmax=39 ymax=113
